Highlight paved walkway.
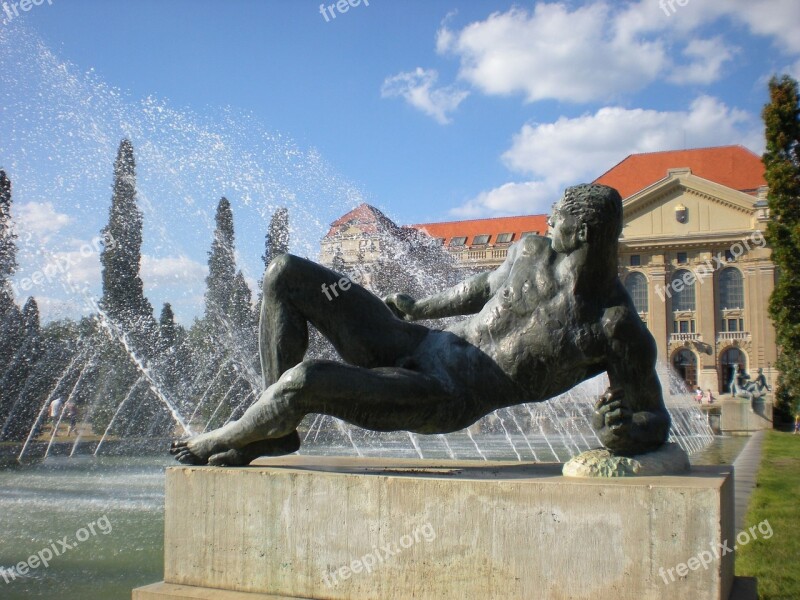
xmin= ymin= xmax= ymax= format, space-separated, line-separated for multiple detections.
xmin=732 ymin=430 xmax=766 ymax=532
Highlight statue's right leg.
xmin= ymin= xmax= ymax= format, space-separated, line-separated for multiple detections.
xmin=171 ymin=359 xmax=463 ymax=466
xmin=259 ymin=254 xmax=428 ymax=387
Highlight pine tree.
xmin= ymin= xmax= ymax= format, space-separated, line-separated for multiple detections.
xmin=0 ymin=298 xmax=43 ymax=440
xmin=230 ymin=271 xmax=254 ymax=330
xmin=99 ymin=139 xmax=155 ymax=347
xmin=763 ymin=74 xmax=800 ymax=414
xmin=155 ymin=302 xmax=190 ymax=413
xmin=205 ymin=197 xmax=237 ymax=328
xmin=262 ymin=207 xmax=289 ymax=270
xmin=0 ymin=171 xmax=23 ymax=372
xmin=0 ymin=170 xmax=16 ymax=287
xmin=257 ymin=207 xmax=289 ymax=309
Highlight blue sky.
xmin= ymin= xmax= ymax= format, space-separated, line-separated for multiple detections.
xmin=0 ymin=0 xmax=798 ymax=324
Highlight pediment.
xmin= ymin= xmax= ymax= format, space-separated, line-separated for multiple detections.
xmin=621 ymin=171 xmax=758 ymax=241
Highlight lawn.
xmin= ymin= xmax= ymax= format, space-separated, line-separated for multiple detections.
xmin=736 ymin=431 xmax=800 ymax=599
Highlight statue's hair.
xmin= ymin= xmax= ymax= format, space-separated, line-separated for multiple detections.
xmin=557 ymin=184 xmax=623 ymax=241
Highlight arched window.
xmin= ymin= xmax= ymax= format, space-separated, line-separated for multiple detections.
xmin=625 ymin=272 xmax=648 ymax=314
xmin=719 ymin=268 xmax=744 ymax=310
xmin=671 ymin=269 xmax=696 ymax=312
xmin=672 ymin=349 xmax=697 ymax=389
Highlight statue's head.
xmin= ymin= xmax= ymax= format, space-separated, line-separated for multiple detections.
xmin=549 ymin=184 xmax=623 ymax=254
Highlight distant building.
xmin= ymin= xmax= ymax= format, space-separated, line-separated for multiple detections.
xmin=412 ymin=214 xmax=549 ymax=270
xmin=595 ymin=145 xmax=774 ymax=395
xmin=320 ymin=145 xmax=777 ymax=394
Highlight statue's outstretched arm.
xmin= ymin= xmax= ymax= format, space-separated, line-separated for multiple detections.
xmin=385 ymin=242 xmax=518 ymax=320
xmin=592 ymin=305 xmax=671 ymax=455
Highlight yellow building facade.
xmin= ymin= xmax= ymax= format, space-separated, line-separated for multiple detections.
xmin=617 ymin=168 xmax=775 ymax=394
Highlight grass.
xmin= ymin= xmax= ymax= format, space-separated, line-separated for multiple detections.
xmin=736 ymin=431 xmax=800 ymax=599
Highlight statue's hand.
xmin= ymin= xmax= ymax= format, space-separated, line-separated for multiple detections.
xmin=591 ymin=387 xmax=670 ymax=455
xmin=384 ymin=293 xmax=417 ymax=321
xmin=592 ymin=388 xmax=633 ymax=444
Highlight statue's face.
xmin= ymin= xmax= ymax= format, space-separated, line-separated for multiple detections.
xmin=548 ymin=205 xmax=586 ymax=254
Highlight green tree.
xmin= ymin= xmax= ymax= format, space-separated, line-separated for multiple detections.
xmin=205 ymin=197 xmax=237 ymax=327
xmin=763 ymin=74 xmax=800 ymax=414
xmin=257 ymin=207 xmax=289 ymax=310
xmin=262 ymin=207 xmax=289 ymax=270
xmin=0 ymin=170 xmax=23 ymax=372
xmin=0 ymin=298 xmax=43 ymax=441
xmin=99 ymin=139 xmax=155 ymax=348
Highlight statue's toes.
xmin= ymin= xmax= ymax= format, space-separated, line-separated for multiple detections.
xmin=169 ymin=440 xmax=188 ymax=454
xmin=174 ymin=449 xmax=204 ymax=465
xmin=208 ymin=450 xmax=248 ymax=467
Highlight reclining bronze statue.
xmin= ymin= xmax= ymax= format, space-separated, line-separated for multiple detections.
xmin=171 ymin=183 xmax=670 ymax=466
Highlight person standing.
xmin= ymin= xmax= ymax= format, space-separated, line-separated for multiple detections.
xmin=49 ymin=397 xmax=63 ymax=432
xmin=794 ymin=414 xmax=799 ymax=435
xmin=64 ymin=399 xmax=78 ymax=435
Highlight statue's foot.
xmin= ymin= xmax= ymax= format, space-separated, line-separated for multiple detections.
xmin=170 ymin=430 xmax=231 ymax=465
xmin=170 ymin=430 xmax=300 ymax=466
xmin=207 ymin=432 xmax=301 ymax=467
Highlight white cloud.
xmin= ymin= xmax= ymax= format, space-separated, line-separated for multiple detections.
xmin=141 ymin=254 xmax=207 ymax=288
xmin=454 ymin=96 xmax=762 ymax=217
xmin=435 ymin=2 xmax=800 ymax=105
xmin=437 ymin=4 xmax=667 ymax=103
xmin=381 ymin=67 xmax=469 ymax=124
xmin=451 ymin=181 xmax=556 ymax=218
xmin=668 ymin=38 xmax=737 ymax=85
xmin=14 ymin=202 xmax=73 ymax=240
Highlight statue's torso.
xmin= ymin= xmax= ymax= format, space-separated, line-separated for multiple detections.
xmin=446 ymin=237 xmax=610 ymax=401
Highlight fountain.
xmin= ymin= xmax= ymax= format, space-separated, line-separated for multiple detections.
xmin=0 ymin=21 xmax=738 ymax=600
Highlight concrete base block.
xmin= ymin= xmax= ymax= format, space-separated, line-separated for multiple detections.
xmin=132 ymin=582 xmax=304 ymax=599
xmin=720 ymin=397 xmax=773 ymax=433
xmin=136 ymin=457 xmax=738 ymax=600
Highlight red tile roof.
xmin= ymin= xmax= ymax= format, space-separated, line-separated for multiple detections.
xmin=411 ymin=214 xmax=549 ymax=247
xmin=325 ymin=203 xmax=399 ymax=237
xmin=593 ymin=145 xmax=766 ymax=199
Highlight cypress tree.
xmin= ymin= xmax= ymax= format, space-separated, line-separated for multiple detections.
xmin=230 ymin=271 xmax=254 ymax=330
xmin=257 ymin=207 xmax=289 ymax=310
xmin=262 ymin=207 xmax=289 ymax=270
xmin=0 ymin=171 xmax=23 ymax=371
xmin=0 ymin=298 xmax=42 ymax=440
xmin=0 ymin=170 xmax=16 ymax=287
xmin=763 ymin=74 xmax=800 ymax=413
xmin=205 ymin=197 xmax=237 ymax=327
xmin=99 ymin=139 xmax=155 ymax=342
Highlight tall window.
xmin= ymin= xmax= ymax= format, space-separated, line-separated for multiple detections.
xmin=625 ymin=272 xmax=648 ymax=314
xmin=671 ymin=269 xmax=696 ymax=311
xmin=719 ymin=268 xmax=744 ymax=310
xmin=672 ymin=349 xmax=697 ymax=389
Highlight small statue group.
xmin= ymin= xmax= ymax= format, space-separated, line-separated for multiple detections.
xmin=730 ymin=365 xmax=771 ymax=407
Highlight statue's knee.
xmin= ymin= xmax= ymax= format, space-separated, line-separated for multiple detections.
xmin=263 ymin=253 xmax=297 ymax=293
xmin=278 ymin=361 xmax=317 ymax=394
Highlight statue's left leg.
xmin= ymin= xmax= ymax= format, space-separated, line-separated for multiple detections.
xmin=171 ymin=359 xmax=462 ymax=466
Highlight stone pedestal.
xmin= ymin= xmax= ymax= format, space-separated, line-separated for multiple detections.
xmin=134 ymin=456 xmax=754 ymax=600
xmin=720 ymin=397 xmax=773 ymax=434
